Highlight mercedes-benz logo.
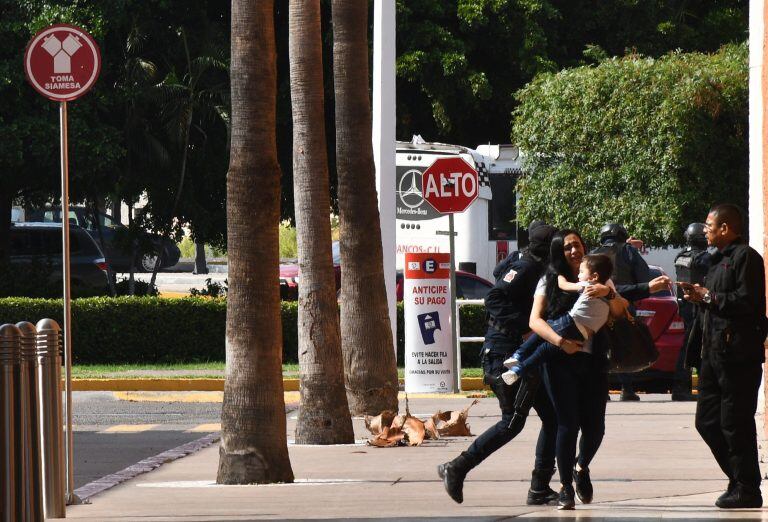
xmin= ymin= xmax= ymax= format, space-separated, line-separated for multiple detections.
xmin=398 ymin=169 xmax=424 ymax=209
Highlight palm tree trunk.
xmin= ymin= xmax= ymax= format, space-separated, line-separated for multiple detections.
xmin=217 ymin=0 xmax=294 ymax=484
xmin=332 ymin=0 xmax=399 ymax=415
xmin=290 ymin=0 xmax=354 ymax=444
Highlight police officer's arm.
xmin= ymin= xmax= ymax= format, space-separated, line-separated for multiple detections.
xmin=614 ymin=282 xmax=649 ymax=302
xmin=496 ymin=261 xmax=536 ymax=298
xmin=615 ymin=274 xmax=670 ymax=302
xmin=492 ymin=252 xmax=516 ymax=280
xmin=708 ymin=249 xmax=766 ymax=317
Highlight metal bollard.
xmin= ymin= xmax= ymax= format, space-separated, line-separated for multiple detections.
xmin=17 ymin=322 xmax=44 ymax=521
xmin=0 ymin=323 xmax=21 ymax=522
xmin=36 ymin=319 xmax=65 ymax=519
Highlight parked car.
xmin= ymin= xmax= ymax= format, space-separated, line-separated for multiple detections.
xmin=279 ymin=241 xmax=342 ymax=300
xmin=614 ymin=266 xmax=686 ymax=391
xmin=26 ymin=206 xmax=181 ymax=272
xmin=8 ymin=223 xmax=110 ymax=297
xmin=279 ymin=241 xmax=494 ymax=301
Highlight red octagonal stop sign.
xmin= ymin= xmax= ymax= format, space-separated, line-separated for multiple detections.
xmin=421 ymin=157 xmax=479 ymax=214
xmin=24 ymin=24 xmax=101 ymax=102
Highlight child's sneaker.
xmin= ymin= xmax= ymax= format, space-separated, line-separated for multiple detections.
xmin=503 ymin=352 xmax=522 ymax=369
xmin=501 ymin=368 xmax=521 ymax=385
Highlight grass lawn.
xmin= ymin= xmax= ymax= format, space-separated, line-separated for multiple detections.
xmin=72 ymin=362 xmax=484 ymax=379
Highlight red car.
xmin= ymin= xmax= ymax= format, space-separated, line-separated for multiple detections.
xmin=279 ymin=241 xmax=493 ymax=301
xmin=625 ymin=266 xmax=686 ymax=390
xmin=279 ymin=241 xmax=342 ymax=300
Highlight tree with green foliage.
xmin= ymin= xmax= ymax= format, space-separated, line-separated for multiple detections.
xmin=396 ymin=0 xmax=748 ymax=146
xmin=512 ymin=44 xmax=748 ymax=246
xmin=0 ymin=0 xmax=124 ymax=261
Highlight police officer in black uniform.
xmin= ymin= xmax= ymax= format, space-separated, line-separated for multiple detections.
xmin=592 ymin=223 xmax=651 ymax=400
xmin=438 ymin=225 xmax=558 ymax=505
xmin=682 ymin=204 xmax=766 ymax=509
xmin=672 ymin=223 xmax=711 ymax=401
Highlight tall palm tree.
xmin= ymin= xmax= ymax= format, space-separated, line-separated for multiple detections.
xmin=145 ymin=26 xmax=228 ymax=287
xmin=290 ymin=0 xmax=354 ymax=443
xmin=332 ymin=0 xmax=399 ymax=415
xmin=217 ymin=0 xmax=294 ymax=484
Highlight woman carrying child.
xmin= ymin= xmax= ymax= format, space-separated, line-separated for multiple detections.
xmin=527 ymin=229 xmax=669 ymax=509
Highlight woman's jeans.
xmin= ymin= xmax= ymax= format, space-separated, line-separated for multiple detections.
xmin=466 ymin=338 xmax=557 ymax=470
xmin=544 ymin=352 xmax=609 ymax=485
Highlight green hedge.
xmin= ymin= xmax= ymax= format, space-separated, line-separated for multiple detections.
xmin=0 ymin=298 xmax=488 ymax=366
xmin=513 ymin=44 xmax=748 ymax=247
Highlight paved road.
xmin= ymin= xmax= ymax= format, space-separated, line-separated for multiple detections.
xmin=72 ymin=392 xmax=221 ymax=488
xmin=114 ymin=272 xmax=228 ymax=294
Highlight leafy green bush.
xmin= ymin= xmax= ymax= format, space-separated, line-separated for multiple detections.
xmin=0 ymin=298 xmax=488 ymax=366
xmin=512 ymin=44 xmax=748 ymax=246
xmin=114 ymin=277 xmax=158 ymax=297
xmin=278 ymin=222 xmax=298 ymax=259
xmin=189 ymin=278 xmax=228 ymax=298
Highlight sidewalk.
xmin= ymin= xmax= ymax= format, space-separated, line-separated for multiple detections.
xmin=63 ymin=395 xmax=767 ymax=521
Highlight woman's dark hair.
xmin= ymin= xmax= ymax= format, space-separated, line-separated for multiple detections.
xmin=544 ymin=229 xmax=586 ymax=317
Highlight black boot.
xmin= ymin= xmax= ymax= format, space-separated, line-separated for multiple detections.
xmin=527 ymin=467 xmax=559 ymax=505
xmin=573 ymin=466 xmax=593 ymax=504
xmin=558 ymin=483 xmax=576 ymax=510
xmin=716 ymin=479 xmax=737 ymax=504
xmin=715 ymin=484 xmax=763 ymax=509
xmin=437 ymin=452 xmax=477 ymax=504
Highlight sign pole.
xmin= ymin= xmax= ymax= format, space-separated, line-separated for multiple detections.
xmin=25 ymin=23 xmax=100 ymax=510
xmin=59 ymin=101 xmax=77 ymax=505
xmin=448 ymin=214 xmax=460 ymax=392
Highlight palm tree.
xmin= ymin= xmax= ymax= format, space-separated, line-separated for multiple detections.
xmin=145 ymin=26 xmax=228 ymax=287
xmin=217 ymin=0 xmax=294 ymax=484
xmin=332 ymin=0 xmax=399 ymax=415
xmin=289 ymin=0 xmax=354 ymax=444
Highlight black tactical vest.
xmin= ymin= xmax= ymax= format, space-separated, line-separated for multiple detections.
xmin=591 ymin=242 xmax=634 ymax=286
xmin=674 ymin=248 xmax=708 ymax=299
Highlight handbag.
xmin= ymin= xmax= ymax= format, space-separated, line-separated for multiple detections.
xmin=602 ymin=311 xmax=659 ymax=373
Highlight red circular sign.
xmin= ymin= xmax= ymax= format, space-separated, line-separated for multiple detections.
xmin=24 ymin=24 xmax=101 ymax=102
xmin=421 ymin=157 xmax=479 ymax=214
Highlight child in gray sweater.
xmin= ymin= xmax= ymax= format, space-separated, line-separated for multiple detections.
xmin=501 ymin=254 xmax=616 ymax=385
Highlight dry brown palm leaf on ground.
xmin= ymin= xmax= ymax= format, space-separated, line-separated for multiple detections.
xmin=367 ymin=425 xmax=405 ymax=447
xmin=431 ymin=399 xmax=479 ymax=436
xmin=401 ymin=416 xmax=428 ymax=446
xmin=366 ymin=396 xmax=477 ymax=447
xmin=424 ymin=417 xmax=439 ymax=440
xmin=364 ymin=410 xmax=397 ymax=436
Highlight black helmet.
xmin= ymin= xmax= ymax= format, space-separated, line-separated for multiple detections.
xmin=684 ymin=223 xmax=707 ymax=247
xmin=599 ymin=223 xmax=629 ymax=243
xmin=527 ymin=220 xmax=547 ymax=236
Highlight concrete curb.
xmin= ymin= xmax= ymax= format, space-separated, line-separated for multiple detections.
xmin=71 ymin=375 xmax=698 ymax=392
xmin=71 ymin=377 xmax=488 ymax=392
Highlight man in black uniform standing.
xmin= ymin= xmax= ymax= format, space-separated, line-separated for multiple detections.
xmin=438 ymin=225 xmax=558 ymax=505
xmin=592 ymin=223 xmax=651 ymax=400
xmin=682 ymin=204 xmax=766 ymax=509
xmin=672 ymin=223 xmax=711 ymax=401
